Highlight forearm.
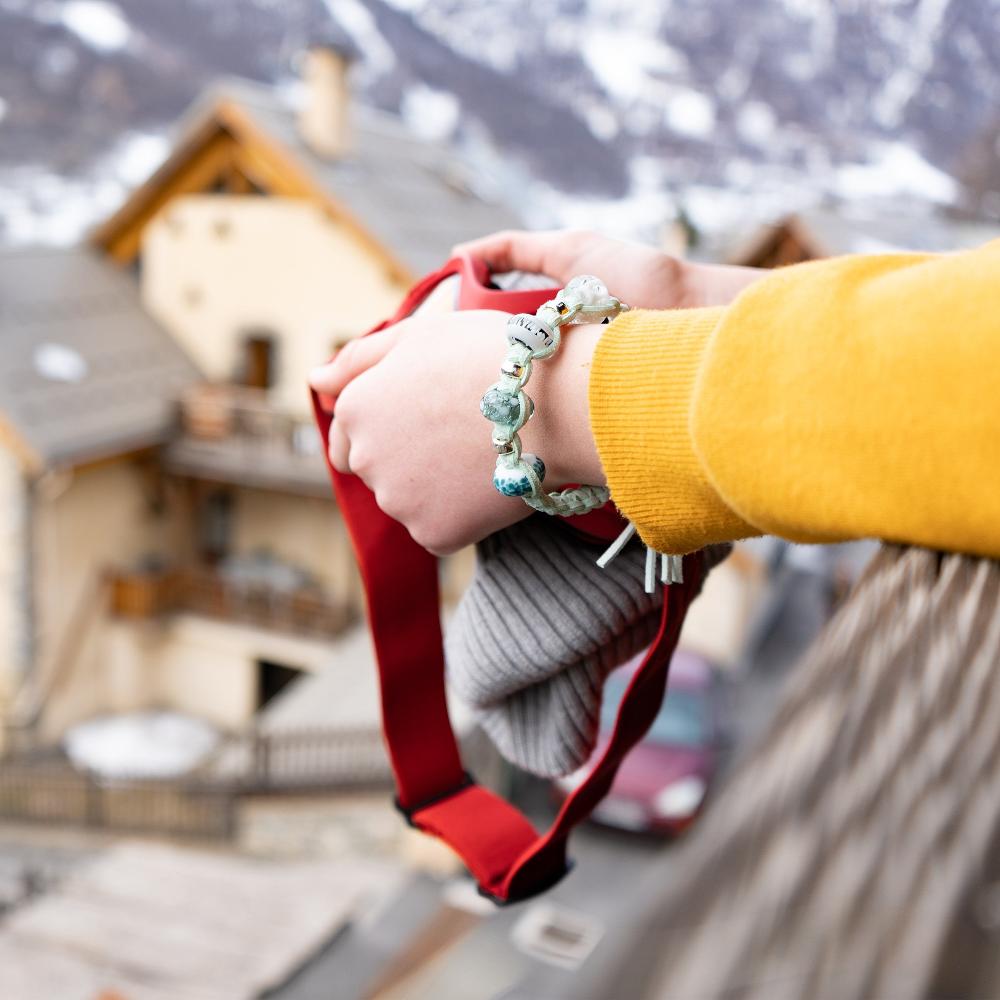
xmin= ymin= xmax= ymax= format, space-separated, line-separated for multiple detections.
xmin=680 ymin=261 xmax=766 ymax=307
xmin=589 ymin=241 xmax=1000 ymax=557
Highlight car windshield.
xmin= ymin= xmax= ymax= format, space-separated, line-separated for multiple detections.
xmin=600 ymin=674 xmax=709 ymax=748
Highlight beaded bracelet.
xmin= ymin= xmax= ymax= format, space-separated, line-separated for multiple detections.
xmin=479 ymin=275 xmax=627 ymax=518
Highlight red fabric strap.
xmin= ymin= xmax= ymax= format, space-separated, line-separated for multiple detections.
xmin=310 ymin=257 xmax=701 ymax=902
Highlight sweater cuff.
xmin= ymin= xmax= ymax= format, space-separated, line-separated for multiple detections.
xmin=588 ymin=307 xmax=756 ymax=554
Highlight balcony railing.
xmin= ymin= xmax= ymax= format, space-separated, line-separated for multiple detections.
xmin=165 ymin=382 xmax=330 ymax=496
xmin=198 ymin=726 xmax=391 ymax=790
xmin=0 ymin=727 xmax=392 ymax=841
xmin=108 ymin=564 xmax=355 ymax=639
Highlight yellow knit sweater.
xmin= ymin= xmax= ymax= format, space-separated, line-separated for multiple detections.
xmin=588 ymin=240 xmax=1000 ymax=557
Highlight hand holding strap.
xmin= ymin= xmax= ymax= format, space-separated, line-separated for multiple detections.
xmin=310 ymin=256 xmax=702 ymax=902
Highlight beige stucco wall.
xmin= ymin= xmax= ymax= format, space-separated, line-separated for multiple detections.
xmin=34 ymin=459 xmax=166 ymax=670
xmin=25 ymin=461 xmax=469 ymax=740
xmin=0 ymin=447 xmax=27 ymax=704
xmin=230 ymin=489 xmax=361 ymax=607
xmin=40 ymin=610 xmax=339 ymax=740
xmin=30 ymin=458 xmax=168 ymax=737
xmin=141 ymin=195 xmax=409 ymax=418
xmin=109 ymin=614 xmax=335 ymax=730
xmin=26 ymin=457 xmax=360 ymax=739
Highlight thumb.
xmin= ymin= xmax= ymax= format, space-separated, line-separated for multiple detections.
xmin=308 ymin=326 xmax=402 ymax=398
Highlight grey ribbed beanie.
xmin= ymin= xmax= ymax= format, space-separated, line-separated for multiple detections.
xmin=445 ymin=516 xmax=725 ymax=778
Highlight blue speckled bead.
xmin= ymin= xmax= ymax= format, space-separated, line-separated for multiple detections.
xmin=493 ymin=454 xmax=545 ymax=497
xmin=480 ymin=387 xmax=521 ymax=425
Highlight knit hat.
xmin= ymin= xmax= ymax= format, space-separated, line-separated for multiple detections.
xmin=445 ymin=515 xmax=728 ymax=777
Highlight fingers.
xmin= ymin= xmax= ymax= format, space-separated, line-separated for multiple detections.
xmin=308 ymin=326 xmax=402 ymax=399
xmin=452 ymin=229 xmax=582 ymax=280
xmin=327 ymin=419 xmax=352 ymax=473
xmin=314 ymin=333 xmax=401 ymax=474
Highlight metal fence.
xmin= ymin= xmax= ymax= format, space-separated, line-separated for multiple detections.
xmin=199 ymin=726 xmax=392 ymax=792
xmin=0 ymin=726 xmax=392 ymax=841
xmin=0 ymin=763 xmax=236 ymax=840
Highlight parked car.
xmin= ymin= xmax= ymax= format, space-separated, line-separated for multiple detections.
xmin=554 ymin=648 xmax=727 ymax=835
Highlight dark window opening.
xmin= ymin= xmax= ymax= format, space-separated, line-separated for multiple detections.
xmin=256 ymin=659 xmax=303 ymax=710
xmin=239 ymin=331 xmax=277 ymax=389
xmin=198 ymin=488 xmax=233 ymax=565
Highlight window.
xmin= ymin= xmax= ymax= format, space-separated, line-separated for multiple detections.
xmin=256 ymin=659 xmax=303 ymax=710
xmin=198 ymin=489 xmax=233 ymax=564
xmin=239 ymin=330 xmax=276 ymax=389
xmin=601 ymin=675 xmax=709 ymax=747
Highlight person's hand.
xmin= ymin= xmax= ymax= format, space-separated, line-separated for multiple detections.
xmin=309 ymin=311 xmax=605 ymax=555
xmin=453 ymin=229 xmax=764 ymax=309
xmin=310 ymin=230 xmax=765 ymax=554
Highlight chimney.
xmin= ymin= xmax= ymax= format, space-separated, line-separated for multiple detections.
xmin=662 ymin=206 xmax=697 ymax=259
xmin=661 ymin=218 xmax=690 ymax=259
xmin=298 ymin=36 xmax=358 ymax=159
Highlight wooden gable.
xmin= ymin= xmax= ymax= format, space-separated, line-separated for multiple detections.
xmin=733 ymin=216 xmax=827 ymax=269
xmin=89 ymin=100 xmax=414 ymax=285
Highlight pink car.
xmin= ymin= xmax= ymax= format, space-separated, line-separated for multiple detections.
xmin=555 ymin=649 xmax=727 ymax=835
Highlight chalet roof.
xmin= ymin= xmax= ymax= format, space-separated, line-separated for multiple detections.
xmin=217 ymin=78 xmax=520 ymax=275
xmin=250 ymin=623 xmax=475 ymax=734
xmin=96 ymin=77 xmax=521 ymax=278
xmin=730 ymin=206 xmax=1000 ymax=265
xmin=0 ymin=246 xmax=201 ymax=470
xmin=0 ymin=842 xmax=396 ymax=997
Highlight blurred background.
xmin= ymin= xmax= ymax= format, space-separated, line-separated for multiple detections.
xmin=0 ymin=1 xmax=997 ymax=998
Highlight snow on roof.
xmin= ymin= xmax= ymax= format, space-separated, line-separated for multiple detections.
xmin=63 ymin=711 xmax=220 ymax=780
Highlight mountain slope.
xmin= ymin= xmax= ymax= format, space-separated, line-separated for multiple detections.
xmin=0 ymin=0 xmax=997 ymax=246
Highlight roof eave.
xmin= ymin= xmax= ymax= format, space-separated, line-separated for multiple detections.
xmin=87 ymin=87 xmax=417 ymax=286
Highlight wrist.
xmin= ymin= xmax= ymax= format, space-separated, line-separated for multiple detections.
xmin=521 ymin=323 xmax=605 ymax=488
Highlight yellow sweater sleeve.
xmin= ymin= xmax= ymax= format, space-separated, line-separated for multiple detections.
xmin=588 ymin=240 xmax=1000 ymax=557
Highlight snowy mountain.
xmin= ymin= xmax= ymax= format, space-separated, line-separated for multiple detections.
xmin=0 ymin=0 xmax=998 ymax=247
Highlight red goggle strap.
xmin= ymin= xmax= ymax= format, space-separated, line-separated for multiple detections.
xmin=310 ymin=258 xmax=700 ymax=902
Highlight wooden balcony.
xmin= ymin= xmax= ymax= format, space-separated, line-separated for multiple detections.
xmin=108 ymin=563 xmax=354 ymax=639
xmin=164 ymin=382 xmax=331 ymax=496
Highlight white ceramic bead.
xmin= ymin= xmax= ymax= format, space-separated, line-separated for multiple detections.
xmin=506 ymin=313 xmax=555 ymax=352
xmin=564 ymin=274 xmax=609 ymax=308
